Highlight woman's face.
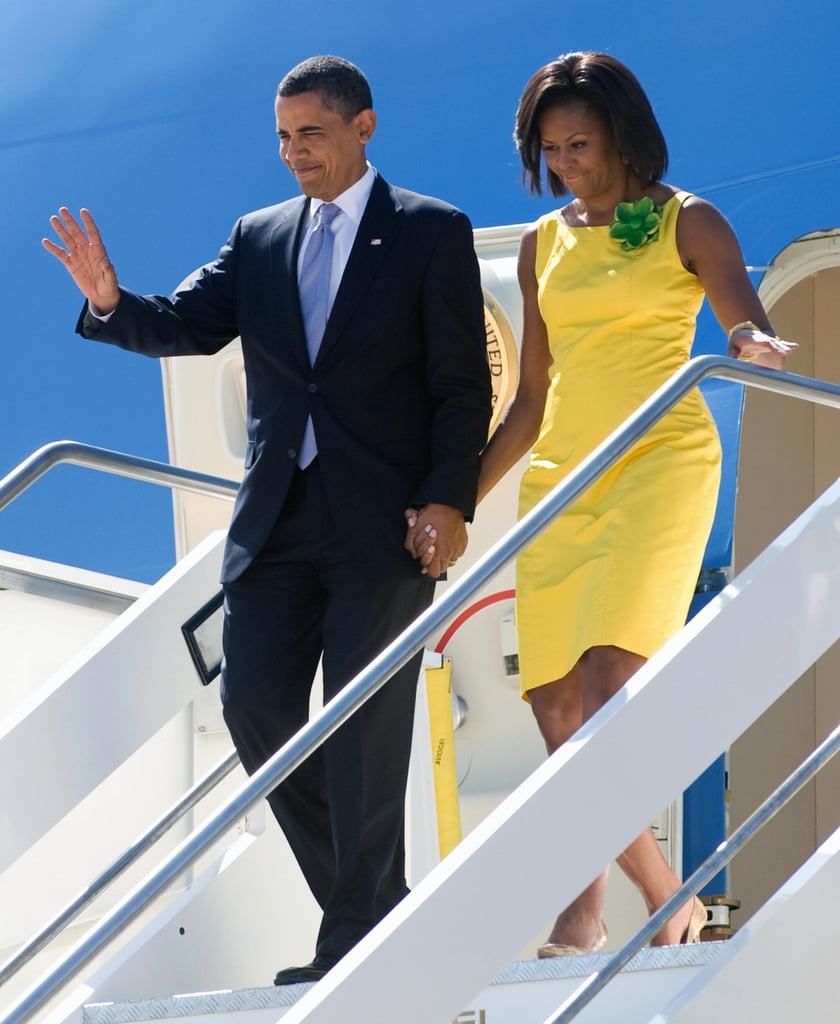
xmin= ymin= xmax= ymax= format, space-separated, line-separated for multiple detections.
xmin=537 ymin=102 xmax=625 ymax=201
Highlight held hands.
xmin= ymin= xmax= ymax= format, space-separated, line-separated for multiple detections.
xmin=728 ymin=322 xmax=798 ymax=370
xmin=42 ymin=208 xmax=120 ymax=315
xmin=404 ymin=504 xmax=468 ymax=579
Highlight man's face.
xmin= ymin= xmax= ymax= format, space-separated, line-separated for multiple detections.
xmin=275 ymin=91 xmax=376 ymax=201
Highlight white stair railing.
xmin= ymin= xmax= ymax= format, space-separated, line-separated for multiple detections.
xmin=271 ymin=460 xmax=840 ymax=1024
xmin=547 ymin=719 xmax=840 ymax=1023
xmin=0 ymin=531 xmax=227 ymax=876
xmin=4 ymin=355 xmax=840 ymax=1024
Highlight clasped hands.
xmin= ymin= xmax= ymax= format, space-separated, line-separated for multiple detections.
xmin=404 ymin=503 xmax=467 ymax=578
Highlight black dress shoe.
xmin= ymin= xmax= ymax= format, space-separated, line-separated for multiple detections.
xmin=273 ymin=956 xmax=336 ymax=986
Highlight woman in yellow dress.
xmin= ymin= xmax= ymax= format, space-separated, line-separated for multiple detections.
xmin=408 ymin=51 xmax=796 ymax=951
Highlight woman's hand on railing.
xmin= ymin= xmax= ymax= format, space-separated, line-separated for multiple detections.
xmin=727 ymin=322 xmax=798 ymax=370
xmin=42 ymin=208 xmax=121 ymax=316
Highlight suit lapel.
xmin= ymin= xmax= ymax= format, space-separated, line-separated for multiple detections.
xmin=316 ymin=175 xmax=401 ymax=364
xmin=269 ymin=196 xmax=310 ymax=366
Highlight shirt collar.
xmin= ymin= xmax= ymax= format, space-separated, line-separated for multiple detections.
xmin=308 ymin=164 xmax=376 ymax=227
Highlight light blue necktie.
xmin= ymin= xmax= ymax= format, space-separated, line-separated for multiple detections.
xmin=297 ymin=202 xmax=341 ymax=468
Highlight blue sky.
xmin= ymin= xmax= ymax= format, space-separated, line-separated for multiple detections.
xmin=3 ymin=0 xmax=838 ymax=582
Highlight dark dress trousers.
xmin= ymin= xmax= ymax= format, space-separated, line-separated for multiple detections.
xmin=78 ymin=173 xmax=492 ymax=963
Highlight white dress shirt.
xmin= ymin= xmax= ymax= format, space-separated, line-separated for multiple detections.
xmin=298 ymin=163 xmax=376 ymax=311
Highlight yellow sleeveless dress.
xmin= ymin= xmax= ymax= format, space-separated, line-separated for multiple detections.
xmin=516 ymin=191 xmax=722 ymax=695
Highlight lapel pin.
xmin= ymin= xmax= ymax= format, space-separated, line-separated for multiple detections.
xmin=370 ymin=238 xmax=382 ymax=246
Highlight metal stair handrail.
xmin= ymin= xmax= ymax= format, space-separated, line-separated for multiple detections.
xmin=5 ymin=354 xmax=840 ymax=1024
xmin=0 ymin=442 xmax=240 ymax=984
xmin=0 ymin=439 xmax=239 ymax=513
xmin=545 ymin=719 xmax=840 ymax=1024
xmin=0 ymin=751 xmax=240 ymax=989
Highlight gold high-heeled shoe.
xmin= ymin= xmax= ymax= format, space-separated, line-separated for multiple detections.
xmin=537 ymin=919 xmax=608 ymax=957
xmin=682 ymin=897 xmax=708 ymax=944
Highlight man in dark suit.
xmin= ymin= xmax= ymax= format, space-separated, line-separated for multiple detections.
xmin=43 ymin=55 xmax=491 ymax=984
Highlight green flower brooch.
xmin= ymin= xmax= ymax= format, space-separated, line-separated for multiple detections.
xmin=609 ymin=196 xmax=663 ymax=251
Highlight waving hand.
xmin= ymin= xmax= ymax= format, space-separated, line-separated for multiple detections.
xmin=42 ymin=207 xmax=120 ymax=315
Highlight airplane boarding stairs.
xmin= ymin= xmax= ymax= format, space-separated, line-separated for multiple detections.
xmin=3 ymin=356 xmax=840 ymax=1024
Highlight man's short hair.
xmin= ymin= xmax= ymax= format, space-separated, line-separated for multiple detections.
xmin=277 ymin=55 xmax=373 ymax=122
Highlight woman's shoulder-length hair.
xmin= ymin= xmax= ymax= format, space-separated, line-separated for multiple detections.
xmin=514 ymin=51 xmax=669 ymax=197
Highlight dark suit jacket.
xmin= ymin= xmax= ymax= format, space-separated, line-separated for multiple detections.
xmin=78 ymin=174 xmax=492 ymax=583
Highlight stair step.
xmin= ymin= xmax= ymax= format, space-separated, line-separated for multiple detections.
xmin=82 ymin=943 xmax=725 ymax=1024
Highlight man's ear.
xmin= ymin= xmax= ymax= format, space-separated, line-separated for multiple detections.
xmin=356 ymin=109 xmax=377 ymax=144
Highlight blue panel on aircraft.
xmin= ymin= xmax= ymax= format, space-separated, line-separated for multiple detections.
xmin=700 ymin=377 xmax=745 ymax=571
